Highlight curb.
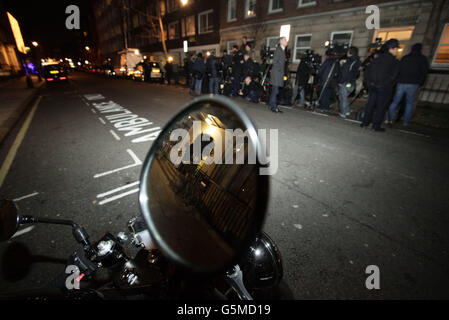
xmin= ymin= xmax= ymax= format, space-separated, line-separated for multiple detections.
xmin=0 ymin=81 xmax=45 ymax=144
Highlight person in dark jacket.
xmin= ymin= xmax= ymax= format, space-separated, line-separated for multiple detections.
xmin=221 ymin=49 xmax=232 ymax=79
xmin=386 ymin=43 xmax=429 ymax=126
xmin=231 ymin=45 xmax=244 ymax=96
xmin=291 ymin=54 xmax=311 ymax=107
xmin=269 ymin=37 xmax=288 ymax=113
xmin=338 ymin=46 xmax=361 ymax=117
xmin=239 ymin=36 xmax=248 ymax=54
xmin=241 ymin=53 xmax=256 ymax=79
xmin=362 ymin=39 xmax=400 ymax=131
xmin=192 ymin=52 xmax=205 ymax=95
xmin=164 ymin=60 xmax=173 ymax=84
xmin=318 ymin=50 xmax=341 ymax=110
xmin=239 ymin=76 xmax=263 ymax=103
xmin=206 ymin=51 xmax=219 ymax=94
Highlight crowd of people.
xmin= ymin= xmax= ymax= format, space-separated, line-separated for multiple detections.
xmin=164 ymin=35 xmax=429 ymax=131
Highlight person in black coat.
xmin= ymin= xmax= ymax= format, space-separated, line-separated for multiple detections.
xmin=338 ymin=46 xmax=361 ymax=117
xmin=362 ymin=39 xmax=400 ymax=131
xmin=192 ymin=53 xmax=206 ymax=95
xmin=206 ymin=52 xmax=219 ymax=94
xmin=239 ymin=76 xmax=263 ymax=103
xmin=231 ymin=45 xmax=244 ymax=96
xmin=291 ymin=54 xmax=311 ymax=107
xmin=386 ymin=43 xmax=429 ymax=126
xmin=317 ymin=51 xmax=341 ymax=110
xmin=241 ymin=53 xmax=256 ymax=79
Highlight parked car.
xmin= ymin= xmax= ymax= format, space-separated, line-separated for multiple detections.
xmin=132 ymin=61 xmax=164 ymax=83
xmin=43 ymin=64 xmax=68 ymax=83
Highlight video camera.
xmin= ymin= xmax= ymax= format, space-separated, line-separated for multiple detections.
xmin=325 ymin=42 xmax=349 ymax=59
xmin=303 ymin=49 xmax=322 ymax=74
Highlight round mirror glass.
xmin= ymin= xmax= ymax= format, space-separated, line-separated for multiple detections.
xmin=0 ymin=199 xmax=20 ymax=241
xmin=139 ymin=96 xmax=268 ymax=274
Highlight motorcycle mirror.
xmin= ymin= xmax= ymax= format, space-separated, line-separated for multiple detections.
xmin=139 ymin=96 xmax=269 ymax=274
xmin=0 ymin=199 xmax=21 ymax=241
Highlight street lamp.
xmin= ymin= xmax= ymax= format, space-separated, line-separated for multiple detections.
xmin=32 ymin=41 xmax=38 ymax=47
xmin=85 ymin=46 xmax=90 ymax=51
xmin=181 ymin=0 xmax=188 ymax=6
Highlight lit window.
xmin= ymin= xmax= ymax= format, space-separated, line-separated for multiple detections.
xmin=228 ymin=0 xmax=237 ymax=22
xmin=245 ymin=0 xmax=256 ymax=18
xmin=293 ymin=34 xmax=312 ymax=61
xmin=433 ymin=23 xmax=449 ymax=66
xmin=168 ymin=21 xmax=180 ymax=40
xmin=185 ymin=15 xmax=195 ymax=36
xmin=198 ymin=10 xmax=214 ymax=34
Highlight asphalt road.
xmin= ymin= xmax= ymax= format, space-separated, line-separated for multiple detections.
xmin=0 ymin=72 xmax=448 ymax=299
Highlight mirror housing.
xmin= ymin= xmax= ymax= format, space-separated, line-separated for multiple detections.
xmin=139 ymin=96 xmax=269 ymax=275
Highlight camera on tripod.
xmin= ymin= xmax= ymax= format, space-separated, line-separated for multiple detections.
xmin=303 ymin=49 xmax=322 ymax=74
xmin=325 ymin=42 xmax=349 ymax=59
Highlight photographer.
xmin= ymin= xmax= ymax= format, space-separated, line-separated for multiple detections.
xmin=291 ymin=53 xmax=311 ymax=108
xmin=241 ymin=53 xmax=257 ymax=79
xmin=338 ymin=46 xmax=361 ymax=118
xmin=362 ymin=39 xmax=400 ymax=132
xmin=318 ymin=49 xmax=341 ymax=110
xmin=206 ymin=51 xmax=219 ymax=94
xmin=239 ymin=76 xmax=263 ymax=103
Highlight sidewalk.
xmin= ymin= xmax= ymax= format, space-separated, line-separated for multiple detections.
xmin=0 ymin=75 xmax=45 ymax=143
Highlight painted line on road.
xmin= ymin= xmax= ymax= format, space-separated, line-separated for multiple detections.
xmin=13 ymin=192 xmax=39 ymax=202
xmin=94 ymin=149 xmax=142 ymax=178
xmin=97 ymin=181 xmax=140 ymax=198
xmin=397 ymin=129 xmax=430 ymax=138
xmin=98 ymin=117 xmax=106 ymax=125
xmin=110 ymin=130 xmax=121 ymax=141
xmin=98 ymin=188 xmax=140 ymax=205
xmin=0 ymin=96 xmax=41 ymax=188
xmin=344 ymin=118 xmax=361 ymax=124
xmin=84 ymin=93 xmax=105 ymax=101
xmin=309 ymin=111 xmax=329 ymax=117
xmin=11 ymin=226 xmax=35 ymax=239
xmin=91 ymin=108 xmax=97 ymax=114
xmin=279 ymin=105 xmax=293 ymax=109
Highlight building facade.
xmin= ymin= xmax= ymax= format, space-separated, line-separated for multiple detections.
xmin=93 ymin=0 xmax=221 ymax=66
xmin=0 ymin=11 xmax=22 ymax=77
xmin=219 ymin=0 xmax=449 ymax=104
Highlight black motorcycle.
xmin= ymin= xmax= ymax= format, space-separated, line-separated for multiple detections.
xmin=0 ymin=96 xmax=292 ymax=300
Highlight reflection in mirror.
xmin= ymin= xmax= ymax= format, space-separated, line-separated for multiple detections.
xmin=142 ymin=100 xmax=265 ymax=273
xmin=0 ymin=199 xmax=20 ymax=241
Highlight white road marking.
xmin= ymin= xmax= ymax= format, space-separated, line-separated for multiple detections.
xmin=98 ymin=117 xmax=106 ymax=125
xmin=91 ymin=108 xmax=97 ymax=114
xmin=110 ymin=130 xmax=121 ymax=141
xmin=11 ymin=226 xmax=35 ymax=239
xmin=96 ymin=181 xmax=140 ymax=198
xmin=397 ymin=129 xmax=430 ymax=138
xmin=98 ymin=188 xmax=140 ymax=205
xmin=13 ymin=192 xmax=39 ymax=202
xmin=279 ymin=105 xmax=293 ymax=109
xmin=84 ymin=94 xmax=105 ymax=101
xmin=309 ymin=111 xmax=329 ymax=117
xmin=94 ymin=149 xmax=142 ymax=178
xmin=344 ymin=118 xmax=361 ymax=124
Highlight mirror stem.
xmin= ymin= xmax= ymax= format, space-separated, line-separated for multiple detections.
xmin=20 ymin=215 xmax=91 ymax=247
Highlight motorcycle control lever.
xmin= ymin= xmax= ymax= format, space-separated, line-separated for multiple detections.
xmin=226 ymin=265 xmax=253 ymax=300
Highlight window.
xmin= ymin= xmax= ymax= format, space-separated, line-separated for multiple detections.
xmin=266 ymin=36 xmax=281 ymax=49
xmin=245 ymin=0 xmax=257 ymax=18
xmin=330 ymin=31 xmax=353 ymax=46
xmin=227 ymin=40 xmax=237 ymax=53
xmin=293 ymin=34 xmax=312 ymax=61
xmin=184 ymin=15 xmax=195 ymax=36
xmin=297 ymin=0 xmax=316 ymax=8
xmin=373 ymin=26 xmax=414 ymax=59
xmin=168 ymin=21 xmax=180 ymax=40
xmin=433 ymin=23 xmax=449 ymax=66
xmin=198 ymin=10 xmax=214 ymax=34
xmin=166 ymin=0 xmax=180 ymax=13
xmin=227 ymin=0 xmax=237 ymax=22
xmin=268 ymin=0 xmax=283 ymax=13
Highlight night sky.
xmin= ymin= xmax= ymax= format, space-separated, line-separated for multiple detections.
xmin=1 ymin=0 xmax=93 ymax=58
